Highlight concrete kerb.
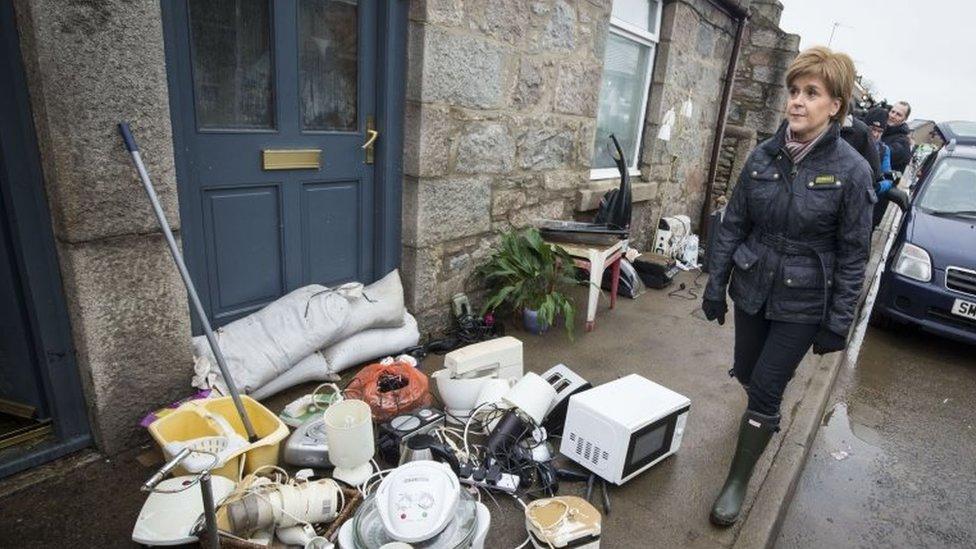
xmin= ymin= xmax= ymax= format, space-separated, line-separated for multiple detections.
xmin=733 ymin=206 xmax=901 ymax=549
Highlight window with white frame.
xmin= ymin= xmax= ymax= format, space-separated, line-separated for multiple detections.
xmin=590 ymin=0 xmax=662 ymax=179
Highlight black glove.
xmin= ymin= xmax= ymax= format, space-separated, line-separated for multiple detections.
xmin=812 ymin=328 xmax=846 ymax=355
xmin=701 ymin=299 xmax=728 ymax=325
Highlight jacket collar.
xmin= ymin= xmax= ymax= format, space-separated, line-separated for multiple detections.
xmin=883 ymin=122 xmax=909 ymax=137
xmin=762 ymin=119 xmax=840 ymax=162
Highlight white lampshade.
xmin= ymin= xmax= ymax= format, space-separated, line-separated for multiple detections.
xmin=501 ymin=372 xmax=556 ymax=425
xmin=322 ymin=399 xmax=374 ymax=486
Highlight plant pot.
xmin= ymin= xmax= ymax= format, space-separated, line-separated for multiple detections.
xmin=522 ymin=308 xmax=550 ymax=335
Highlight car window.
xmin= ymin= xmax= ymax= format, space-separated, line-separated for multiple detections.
xmin=915 ymin=147 xmax=940 ymax=180
xmin=916 ymin=157 xmax=976 ymax=215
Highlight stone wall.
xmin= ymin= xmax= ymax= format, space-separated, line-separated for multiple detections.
xmin=402 ymin=0 xmax=613 ymax=329
xmin=638 ymin=0 xmax=738 ymax=232
xmin=14 ymin=0 xmax=193 ymax=454
xmin=402 ymin=0 xmax=751 ymax=332
xmin=711 ymin=0 xmax=799 ymax=205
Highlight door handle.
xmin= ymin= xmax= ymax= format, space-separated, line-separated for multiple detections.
xmin=363 ymin=115 xmax=377 ymax=164
xmin=361 ymin=129 xmax=379 ymax=150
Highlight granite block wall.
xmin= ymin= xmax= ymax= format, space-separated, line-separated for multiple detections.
xmin=402 ymin=0 xmax=616 ymax=330
xmin=638 ymin=0 xmax=738 ymax=233
xmin=712 ymin=0 xmax=799 ymax=205
xmin=13 ymin=0 xmax=193 ymax=453
xmin=402 ymin=0 xmax=754 ymax=332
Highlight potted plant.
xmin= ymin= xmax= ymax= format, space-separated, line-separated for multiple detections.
xmin=477 ymin=228 xmax=577 ymax=337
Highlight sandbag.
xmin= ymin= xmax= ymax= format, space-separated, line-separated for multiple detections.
xmin=192 ymin=270 xmax=406 ymax=395
xmin=343 ymin=270 xmax=407 ymax=333
xmin=323 ymin=311 xmax=419 ymax=373
xmin=249 ymin=311 xmax=419 ymax=400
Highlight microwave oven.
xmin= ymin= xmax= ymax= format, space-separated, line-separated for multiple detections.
xmin=559 ymin=374 xmax=690 ymax=485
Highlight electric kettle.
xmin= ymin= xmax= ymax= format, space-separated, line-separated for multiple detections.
xmin=398 ymin=434 xmax=460 ymax=474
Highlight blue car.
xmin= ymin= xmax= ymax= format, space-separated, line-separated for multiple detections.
xmin=873 ymin=121 xmax=976 ymax=345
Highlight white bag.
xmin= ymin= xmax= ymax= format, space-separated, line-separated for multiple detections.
xmin=192 ymin=270 xmax=406 ymax=395
xmin=250 ymin=311 xmax=419 ymax=400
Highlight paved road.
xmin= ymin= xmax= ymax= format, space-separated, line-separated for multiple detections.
xmin=776 ymin=322 xmax=976 ymax=548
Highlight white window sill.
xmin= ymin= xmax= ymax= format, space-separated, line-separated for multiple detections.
xmin=589 ymin=167 xmax=642 ymax=180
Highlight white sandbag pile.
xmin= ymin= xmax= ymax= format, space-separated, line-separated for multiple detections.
xmin=191 ymin=270 xmax=419 ymax=398
xmin=250 ymin=311 xmax=419 ymax=400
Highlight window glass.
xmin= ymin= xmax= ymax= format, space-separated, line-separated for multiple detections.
xmin=591 ymin=32 xmax=652 ymax=170
xmin=611 ymin=0 xmax=659 ymax=32
xmin=188 ymin=0 xmax=274 ymax=130
xmin=299 ymin=0 xmax=359 ymax=131
xmin=943 ymin=121 xmax=976 ymax=140
xmin=917 ymin=158 xmax=976 ymax=216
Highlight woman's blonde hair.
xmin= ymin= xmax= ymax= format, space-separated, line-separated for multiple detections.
xmin=785 ymin=46 xmax=856 ymax=122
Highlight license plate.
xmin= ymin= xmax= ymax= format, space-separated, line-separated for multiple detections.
xmin=951 ymin=298 xmax=976 ymax=320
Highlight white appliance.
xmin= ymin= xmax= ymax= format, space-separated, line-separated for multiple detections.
xmin=435 ymin=337 xmax=524 ymax=424
xmin=445 ymin=336 xmax=523 ymax=380
xmin=525 ymin=496 xmax=601 ymax=549
xmin=540 ymin=364 xmax=591 ymax=433
xmin=559 ymin=375 xmax=690 ymax=485
xmin=337 ymin=496 xmax=490 ymax=549
xmin=323 ymin=399 xmax=375 ymax=486
xmin=432 ymin=370 xmax=496 ymax=424
xmin=132 ymin=475 xmax=237 ymax=545
xmin=653 ymin=214 xmax=691 ymax=257
xmin=223 ymin=478 xmax=342 ymax=534
xmin=376 ymin=460 xmax=460 ymax=543
xmin=501 ymin=372 xmax=556 ymax=425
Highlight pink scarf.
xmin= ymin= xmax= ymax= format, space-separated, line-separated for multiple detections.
xmin=784 ymin=126 xmax=829 ymax=165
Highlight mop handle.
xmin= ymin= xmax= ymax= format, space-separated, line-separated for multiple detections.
xmin=118 ymin=122 xmax=258 ymax=443
xmin=142 ymin=447 xmax=192 ymax=491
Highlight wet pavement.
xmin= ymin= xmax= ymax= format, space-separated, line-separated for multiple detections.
xmin=776 ymin=323 xmax=976 ymax=548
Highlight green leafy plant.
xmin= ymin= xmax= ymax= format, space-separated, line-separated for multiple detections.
xmin=477 ymin=228 xmax=578 ymax=338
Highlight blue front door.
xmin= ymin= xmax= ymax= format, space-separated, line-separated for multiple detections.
xmin=165 ymin=0 xmax=379 ymax=327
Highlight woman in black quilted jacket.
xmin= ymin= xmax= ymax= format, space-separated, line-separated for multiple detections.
xmin=701 ymin=46 xmax=875 ymax=526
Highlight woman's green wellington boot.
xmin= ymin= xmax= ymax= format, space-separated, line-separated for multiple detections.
xmin=709 ymin=410 xmax=779 ymax=526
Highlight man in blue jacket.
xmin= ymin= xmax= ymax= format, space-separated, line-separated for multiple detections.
xmin=865 ymin=107 xmax=896 ymax=227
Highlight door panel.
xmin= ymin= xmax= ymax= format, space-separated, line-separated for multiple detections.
xmin=301 ymin=181 xmax=359 ymax=282
xmin=169 ymin=0 xmax=377 ymax=327
xmin=203 ymin=186 xmax=283 ymax=320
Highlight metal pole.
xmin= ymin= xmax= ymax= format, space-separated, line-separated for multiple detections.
xmin=699 ymin=12 xmax=748 ymax=238
xmin=199 ymin=472 xmax=221 ymax=549
xmin=118 ymin=122 xmax=258 ymax=442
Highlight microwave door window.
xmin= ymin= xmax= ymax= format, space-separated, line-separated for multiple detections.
xmin=632 ymin=425 xmax=667 ymax=463
xmin=622 ymin=413 xmax=679 ymax=478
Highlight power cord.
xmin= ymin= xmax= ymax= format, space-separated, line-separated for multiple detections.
xmin=403 ymin=311 xmax=503 ymax=361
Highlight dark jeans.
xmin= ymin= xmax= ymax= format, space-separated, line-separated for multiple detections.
xmin=732 ymin=305 xmax=819 ymax=417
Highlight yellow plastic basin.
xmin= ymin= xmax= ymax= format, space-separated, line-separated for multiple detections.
xmin=148 ymin=395 xmax=287 ymax=480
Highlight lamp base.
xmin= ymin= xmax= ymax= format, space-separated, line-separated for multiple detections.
xmin=333 ymin=462 xmax=373 ymax=487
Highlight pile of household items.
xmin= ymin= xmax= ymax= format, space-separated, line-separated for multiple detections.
xmin=135 ymin=324 xmax=691 ymax=548
xmin=121 ymin=123 xmax=692 ymax=548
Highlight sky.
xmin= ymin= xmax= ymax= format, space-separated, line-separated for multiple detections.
xmin=778 ymin=0 xmax=976 ymax=123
